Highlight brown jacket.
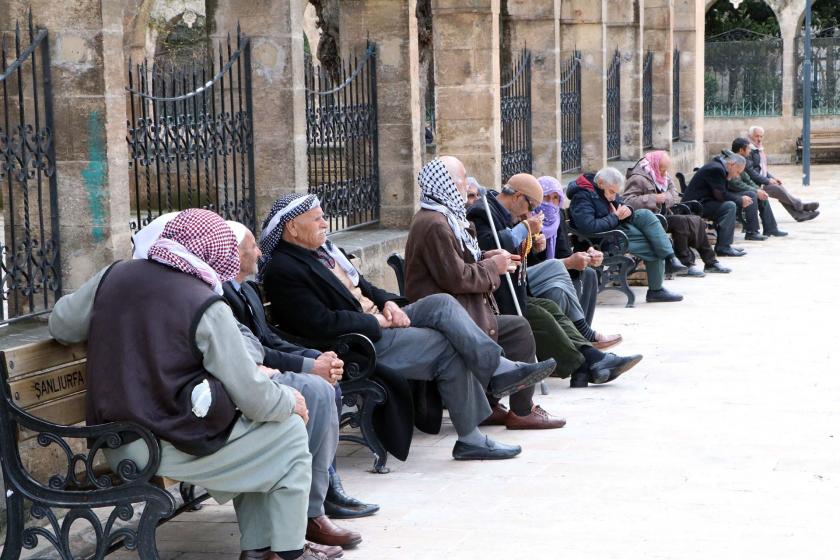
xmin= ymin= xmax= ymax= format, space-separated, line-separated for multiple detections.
xmin=622 ymin=161 xmax=679 ymax=212
xmin=404 ymin=209 xmax=502 ymax=340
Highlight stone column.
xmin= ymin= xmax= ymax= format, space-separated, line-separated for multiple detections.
xmin=338 ymin=0 xmax=423 ymax=228
xmin=560 ymin=0 xmax=607 ymax=171
xmin=644 ymin=0 xmax=674 ymax=150
xmin=211 ymin=0 xmax=309 ymax=224
xmin=431 ymin=0 xmax=501 ymax=187
xmin=505 ymin=0 xmax=562 ymax=179
xmin=4 ymin=1 xmax=132 ymax=293
xmin=673 ymin=0 xmax=704 ymax=167
xmin=608 ymin=1 xmax=643 ymax=161
xmin=779 ymin=7 xmax=799 ymax=119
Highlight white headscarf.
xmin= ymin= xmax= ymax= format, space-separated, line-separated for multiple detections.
xmin=131 ymin=212 xmax=180 ymax=259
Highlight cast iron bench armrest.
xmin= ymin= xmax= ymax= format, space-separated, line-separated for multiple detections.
xmin=568 ymin=226 xmax=630 ymax=259
xmin=273 ymin=331 xmax=377 ymax=383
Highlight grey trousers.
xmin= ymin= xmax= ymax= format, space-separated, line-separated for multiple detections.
xmin=271 ymin=371 xmax=338 ymax=518
xmin=763 ymin=182 xmax=810 ymax=219
xmin=373 ymin=293 xmax=499 ymax=436
xmin=528 ymin=259 xmax=587 ymax=323
xmin=106 ymin=415 xmax=312 ymax=552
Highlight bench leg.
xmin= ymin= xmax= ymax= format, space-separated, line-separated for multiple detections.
xmin=339 ymin=381 xmax=390 ymax=474
xmin=135 ymin=498 xmax=173 ymax=560
xmin=1 ymin=486 xmax=24 ymax=560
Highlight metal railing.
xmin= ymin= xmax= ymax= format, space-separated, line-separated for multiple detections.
xmin=606 ymin=49 xmax=621 ymax=161
xmin=1 ymin=12 xmax=61 ymax=325
xmin=672 ymin=48 xmax=681 ymax=140
xmin=560 ymin=51 xmax=582 ymax=174
xmin=643 ymin=50 xmax=654 ymax=149
xmin=500 ymin=49 xmax=532 ymax=183
xmin=305 ymin=43 xmax=380 ymax=233
xmin=795 ymin=28 xmax=840 ymax=115
xmin=125 ymin=27 xmax=256 ymax=232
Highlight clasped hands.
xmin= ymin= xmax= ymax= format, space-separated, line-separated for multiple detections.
xmin=375 ymin=300 xmax=411 ymax=329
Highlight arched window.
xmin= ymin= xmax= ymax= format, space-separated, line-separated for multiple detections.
xmin=704 ymin=0 xmax=782 ymax=117
xmin=795 ymin=1 xmax=840 ymax=115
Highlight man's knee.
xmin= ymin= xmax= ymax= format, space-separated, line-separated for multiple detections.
xmin=299 ymin=376 xmax=339 ymax=425
xmin=418 ymin=292 xmax=457 ymax=309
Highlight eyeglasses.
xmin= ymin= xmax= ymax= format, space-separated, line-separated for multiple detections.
xmin=520 ymin=193 xmax=539 ymax=212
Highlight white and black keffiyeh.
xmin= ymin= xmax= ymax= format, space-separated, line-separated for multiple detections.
xmin=418 ymin=159 xmax=482 ymax=261
xmin=258 ymin=192 xmax=320 ymax=277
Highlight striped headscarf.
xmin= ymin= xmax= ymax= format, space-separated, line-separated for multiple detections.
xmin=258 ymin=193 xmax=320 ymax=277
xmin=418 ymin=159 xmax=482 ymax=261
xmin=147 ymin=209 xmax=239 ymax=295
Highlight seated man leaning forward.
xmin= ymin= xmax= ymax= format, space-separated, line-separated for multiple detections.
xmin=49 ymin=209 xmax=326 ymax=560
xmin=729 ymin=138 xmax=786 ymax=237
xmin=568 ymin=167 xmax=684 ymax=303
xmin=259 ymin=193 xmax=556 ymax=461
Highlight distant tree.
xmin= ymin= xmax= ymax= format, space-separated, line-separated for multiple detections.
xmin=705 ymin=0 xmax=780 ymax=38
xmin=811 ymin=0 xmax=840 ymax=35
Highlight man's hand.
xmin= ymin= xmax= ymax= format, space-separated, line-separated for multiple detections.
xmin=769 ymin=177 xmax=781 ymax=186
xmin=564 ymin=252 xmax=592 ymax=271
xmin=258 ymin=365 xmax=278 ymax=377
xmin=587 ymin=247 xmax=604 ymax=267
xmin=292 ymin=388 xmax=309 ymax=425
xmin=525 ymin=212 xmax=544 ymax=234
xmin=654 ymin=192 xmax=668 ymax=204
xmin=374 ymin=313 xmax=392 ymax=329
xmin=614 ymin=205 xmax=632 ymax=220
xmin=757 ymin=189 xmax=769 ymax=201
xmin=312 ymin=351 xmax=344 ymax=385
xmin=383 ymin=301 xmax=411 ymax=328
xmin=482 ymin=248 xmax=506 ymax=260
xmin=533 ymin=233 xmax=546 ymax=253
xmin=490 ymin=250 xmax=513 ymax=274
xmin=741 ymin=195 xmax=754 ymax=208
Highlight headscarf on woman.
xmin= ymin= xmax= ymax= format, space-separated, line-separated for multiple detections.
xmin=536 ymin=176 xmax=564 ymax=259
xmin=147 ymin=208 xmax=240 ymax=295
xmin=418 ymin=158 xmax=482 ymax=262
xmin=640 ymin=150 xmax=669 ymax=192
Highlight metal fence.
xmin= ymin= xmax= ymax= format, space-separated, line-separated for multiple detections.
xmin=672 ymin=48 xmax=680 ymax=140
xmin=1 ymin=13 xmax=61 ymax=325
xmin=704 ymin=29 xmax=783 ymax=117
xmin=606 ymin=49 xmax=621 ymax=161
xmin=305 ymin=43 xmax=379 ymax=233
xmin=126 ymin=28 xmax=256 ymax=233
xmin=643 ymin=51 xmax=653 ymax=149
xmin=560 ymin=51 xmax=582 ymax=174
xmin=795 ymin=27 xmax=840 ymax=115
xmin=500 ymin=49 xmax=532 ymax=183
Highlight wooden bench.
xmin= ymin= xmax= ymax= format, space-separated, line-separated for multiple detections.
xmin=797 ymin=130 xmax=840 ymax=163
xmin=0 ymin=339 xmax=209 ymax=560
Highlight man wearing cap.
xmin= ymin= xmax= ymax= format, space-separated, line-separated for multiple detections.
xmin=49 ymin=209 xmax=327 ymax=560
xmin=259 ymin=193 xmax=557 ymax=461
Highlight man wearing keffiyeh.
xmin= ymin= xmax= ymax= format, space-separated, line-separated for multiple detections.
xmin=261 ymin=188 xmax=557 ymax=461
xmin=49 ymin=209 xmax=325 ymax=560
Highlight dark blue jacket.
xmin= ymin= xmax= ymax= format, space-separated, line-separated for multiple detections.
xmin=683 ymin=156 xmax=743 ymax=205
xmin=567 ymin=173 xmax=632 ymax=235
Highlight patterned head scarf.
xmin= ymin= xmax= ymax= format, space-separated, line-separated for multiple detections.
xmin=258 ymin=192 xmax=320 ymax=277
xmin=641 ymin=150 xmax=670 ymax=192
xmin=536 ymin=176 xmax=564 ymax=259
xmin=147 ymin=209 xmax=239 ymax=295
xmin=418 ymin=158 xmax=482 ymax=261
xmin=131 ymin=212 xmax=180 ymax=259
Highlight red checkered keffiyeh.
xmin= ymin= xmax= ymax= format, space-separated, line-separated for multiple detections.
xmin=147 ymin=209 xmax=240 ymax=295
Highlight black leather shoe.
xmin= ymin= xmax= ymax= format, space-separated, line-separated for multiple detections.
xmin=744 ymin=232 xmax=768 ymax=241
xmin=665 ymin=256 xmax=688 ymax=275
xmin=803 ymin=202 xmax=819 ymax=211
xmin=452 ymin=437 xmax=522 ymax=460
xmin=795 ymin=210 xmax=819 ymax=222
xmin=765 ymin=229 xmax=788 ymax=237
xmin=589 ymin=353 xmax=643 ymax=384
xmin=704 ymin=261 xmax=731 ymax=273
xmin=488 ymin=359 xmax=556 ymax=398
xmin=646 ymin=288 xmax=683 ymax=303
xmin=324 ymin=500 xmax=379 ymax=520
xmin=715 ymin=247 xmax=746 ymax=257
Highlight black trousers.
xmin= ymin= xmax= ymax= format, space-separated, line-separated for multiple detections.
xmin=666 ymin=214 xmax=717 ymax=266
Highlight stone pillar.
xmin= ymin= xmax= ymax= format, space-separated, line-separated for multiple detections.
xmin=338 ymin=0 xmax=423 ymax=228
xmin=608 ymin=1 xmax=643 ymax=161
xmin=673 ymin=0 xmax=704 ymax=167
xmin=4 ymin=1 xmax=132 ymax=292
xmin=560 ymin=0 xmax=607 ymax=172
xmin=779 ymin=7 xmax=799 ymax=119
xmin=431 ymin=0 xmax=501 ymax=187
xmin=211 ymin=0 xmax=309 ymax=224
xmin=644 ymin=0 xmax=674 ymax=150
xmin=505 ymin=0 xmax=562 ymax=179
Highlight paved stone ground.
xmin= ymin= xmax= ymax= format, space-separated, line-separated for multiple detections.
xmin=25 ymin=165 xmax=840 ymax=559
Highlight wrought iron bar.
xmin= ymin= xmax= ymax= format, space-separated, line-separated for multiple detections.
xmin=643 ymin=50 xmax=653 ymax=149
xmin=560 ymin=50 xmax=582 ymax=174
xmin=126 ymin=30 xmax=255 ymax=233
xmin=606 ymin=49 xmax=621 ymax=161
xmin=794 ymin=27 xmax=840 ymax=115
xmin=672 ymin=48 xmax=680 ymax=140
xmin=500 ymin=48 xmax=532 ymax=183
xmin=1 ymin=12 xmax=60 ymax=324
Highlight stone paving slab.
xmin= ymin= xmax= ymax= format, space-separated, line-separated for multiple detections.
xmin=14 ymin=165 xmax=840 ymax=559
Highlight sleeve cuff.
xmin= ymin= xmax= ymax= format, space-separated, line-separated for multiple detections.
xmin=301 ymin=357 xmax=316 ymax=374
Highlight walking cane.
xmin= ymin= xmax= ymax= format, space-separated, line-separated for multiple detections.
xmin=476 ymin=186 xmax=549 ymax=396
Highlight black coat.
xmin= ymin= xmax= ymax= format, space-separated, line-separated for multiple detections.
xmin=566 ymin=173 xmax=633 ymax=234
xmin=222 ymin=280 xmax=320 ymax=373
xmin=683 ymin=157 xmax=743 ymax=205
xmin=261 ymin=239 xmax=426 ymax=461
xmin=745 ymin=147 xmax=773 ymax=186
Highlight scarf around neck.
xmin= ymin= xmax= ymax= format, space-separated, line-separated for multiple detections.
xmin=642 ymin=150 xmax=669 ymax=192
xmin=536 ymin=176 xmax=563 ymax=259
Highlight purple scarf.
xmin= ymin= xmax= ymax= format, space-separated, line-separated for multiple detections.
xmin=536 ymin=176 xmax=564 ymax=259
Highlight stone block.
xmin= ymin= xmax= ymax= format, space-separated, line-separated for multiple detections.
xmin=435 ymin=88 xmax=495 ymax=121
xmin=52 ymin=96 xmax=108 ymax=162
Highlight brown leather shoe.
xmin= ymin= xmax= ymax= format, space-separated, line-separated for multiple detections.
xmin=306 ymin=515 xmax=362 ymax=549
xmin=239 ymin=550 xmax=280 ymax=560
xmin=505 ymin=405 xmax=566 ymax=430
xmin=592 ymin=332 xmax=622 ymax=351
xmin=306 ymin=541 xmax=343 ymax=559
xmin=479 ymin=403 xmax=509 ymax=426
